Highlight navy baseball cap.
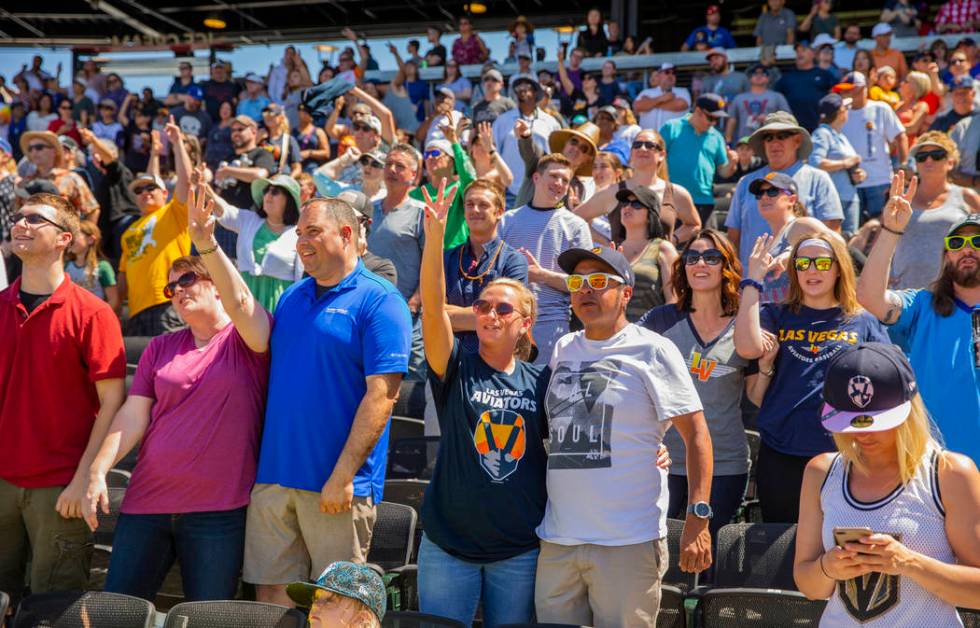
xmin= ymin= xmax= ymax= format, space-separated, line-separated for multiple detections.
xmin=696 ymin=93 xmax=729 ymax=118
xmin=748 ymin=171 xmax=798 ymax=196
xmin=558 ymin=246 xmax=635 ymax=287
xmin=817 ymin=93 xmax=852 ymax=122
xmin=821 ymin=343 xmax=918 ymax=433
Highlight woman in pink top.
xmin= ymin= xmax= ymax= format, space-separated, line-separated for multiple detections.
xmin=83 ymin=172 xmax=272 ymax=601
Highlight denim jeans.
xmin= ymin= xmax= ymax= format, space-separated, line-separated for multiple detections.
xmin=840 ymin=196 xmax=861 ymax=237
xmin=666 ymin=473 xmax=748 ymax=542
xmin=418 ymin=534 xmax=539 ymax=627
xmin=105 ymin=507 xmax=246 ymax=601
xmin=407 ymin=312 xmax=427 ymax=381
xmin=858 ymin=183 xmax=890 ymax=221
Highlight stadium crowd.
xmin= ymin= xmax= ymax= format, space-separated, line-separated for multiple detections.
xmin=2 ymin=3 xmax=980 ymax=627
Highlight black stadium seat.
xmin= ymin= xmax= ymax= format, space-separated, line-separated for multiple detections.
xmin=393 ymin=380 xmax=426 ymax=420
xmin=163 ymin=600 xmax=307 ymax=627
xmin=387 ymin=437 xmax=440 ymax=480
xmin=13 ymin=591 xmax=155 ymax=628
xmin=382 ymin=611 xmax=465 ymax=627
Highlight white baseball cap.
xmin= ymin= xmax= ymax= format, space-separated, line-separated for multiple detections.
xmin=871 ymin=22 xmax=893 ymax=37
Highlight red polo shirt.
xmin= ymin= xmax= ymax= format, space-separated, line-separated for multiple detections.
xmin=0 ymin=275 xmax=126 ymax=488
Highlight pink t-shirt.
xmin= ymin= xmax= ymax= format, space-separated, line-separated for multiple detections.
xmin=122 ymin=322 xmax=270 ymax=514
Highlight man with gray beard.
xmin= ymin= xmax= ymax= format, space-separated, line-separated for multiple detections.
xmin=857 ymin=171 xmax=980 ymax=465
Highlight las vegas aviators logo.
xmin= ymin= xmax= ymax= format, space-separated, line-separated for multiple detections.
xmin=473 ymin=409 xmax=527 ymax=481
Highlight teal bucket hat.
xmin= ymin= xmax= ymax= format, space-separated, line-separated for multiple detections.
xmin=251 ymin=173 xmax=302 ymax=211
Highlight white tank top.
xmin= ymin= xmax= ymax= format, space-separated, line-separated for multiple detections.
xmin=819 ymin=450 xmax=962 ymax=627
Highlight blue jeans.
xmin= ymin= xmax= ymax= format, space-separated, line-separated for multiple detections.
xmin=105 ymin=508 xmax=246 ymax=601
xmin=858 ymin=184 xmax=890 ymax=221
xmin=841 ymin=196 xmax=860 ymax=237
xmin=407 ymin=312 xmax=427 ymax=381
xmin=418 ymin=534 xmax=538 ymax=627
xmin=666 ymin=473 xmax=748 ymax=542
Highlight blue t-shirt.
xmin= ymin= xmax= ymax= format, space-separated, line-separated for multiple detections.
xmin=256 ymin=262 xmax=412 ymax=503
xmin=809 ymin=123 xmax=859 ymax=201
xmin=724 ymin=162 xmax=844 ymax=271
xmin=660 ymin=116 xmax=729 ymax=206
xmin=758 ymin=304 xmax=889 ymax=457
xmin=775 ymin=67 xmax=836 ymax=131
xmin=684 ymin=26 xmax=737 ymax=50
xmin=888 ymin=290 xmax=980 ymax=465
xmin=238 ymin=95 xmax=272 ymax=123
xmin=424 ymin=341 xmax=550 ymax=562
xmin=444 ymin=237 xmax=529 ymax=354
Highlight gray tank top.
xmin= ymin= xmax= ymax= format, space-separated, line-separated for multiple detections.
xmin=890 ymin=186 xmax=968 ymax=290
xmin=819 ymin=450 xmax=962 ymax=627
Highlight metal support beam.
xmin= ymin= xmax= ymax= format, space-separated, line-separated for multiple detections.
xmin=87 ymin=0 xmax=166 ymax=38
xmin=626 ymin=0 xmax=638 ymax=38
xmin=0 ymin=8 xmax=46 ymax=37
xmin=115 ymin=0 xmax=194 ymax=32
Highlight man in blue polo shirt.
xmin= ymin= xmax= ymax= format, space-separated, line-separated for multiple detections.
xmin=244 ymin=197 xmax=412 ymax=607
xmin=660 ymin=94 xmax=737 ymax=222
xmin=858 ymin=183 xmax=980 ymax=465
xmin=725 ymin=111 xmax=843 ymax=270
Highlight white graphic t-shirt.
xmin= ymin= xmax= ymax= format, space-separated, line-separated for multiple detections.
xmin=537 ymin=324 xmax=703 ymax=546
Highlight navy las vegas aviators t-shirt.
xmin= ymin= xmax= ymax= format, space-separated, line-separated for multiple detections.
xmin=757 ymin=303 xmax=888 ymax=457
xmin=424 ymin=341 xmax=550 ymax=562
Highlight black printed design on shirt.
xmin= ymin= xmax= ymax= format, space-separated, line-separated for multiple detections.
xmin=545 ymin=358 xmax=619 ymax=469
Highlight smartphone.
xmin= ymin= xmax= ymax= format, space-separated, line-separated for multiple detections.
xmin=833 ymin=527 xmax=873 ymax=550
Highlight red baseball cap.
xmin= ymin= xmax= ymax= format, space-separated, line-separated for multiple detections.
xmin=706 ymin=4 xmax=720 ymax=15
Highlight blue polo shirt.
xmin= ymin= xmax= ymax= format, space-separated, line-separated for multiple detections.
xmin=724 ymin=161 xmax=843 ymax=271
xmin=888 ymin=290 xmax=980 ymax=465
xmin=256 ymin=261 xmax=412 ymax=503
xmin=660 ymin=115 xmax=729 ymax=206
xmin=445 ymin=236 xmax=529 ymax=353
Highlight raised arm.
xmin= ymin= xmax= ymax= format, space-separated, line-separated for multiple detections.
xmin=670 ymin=184 xmax=702 ymax=244
xmin=856 ymin=172 xmax=915 ymax=323
xmin=556 ymin=48 xmax=575 ymax=96
xmin=348 ymin=85 xmax=396 ymax=145
xmin=189 ymin=171 xmax=271 ymax=353
xmin=574 ymin=182 xmax=619 ymax=220
xmin=148 ymin=130 xmax=161 ymax=180
xmin=325 ymin=95 xmax=348 ymax=141
xmin=419 ymin=180 xmax=459 ymax=378
xmin=163 ymin=116 xmax=191 ymax=204
xmin=317 ymin=145 xmax=361 ymax=180
xmin=79 ymin=127 xmax=116 ymax=166
xmin=734 ymin=234 xmax=776 ymax=359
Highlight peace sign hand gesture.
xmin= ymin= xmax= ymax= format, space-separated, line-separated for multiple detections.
xmin=187 ymin=166 xmax=217 ymax=249
xmin=421 ymin=178 xmax=458 ymax=242
xmin=882 ymin=170 xmax=917 ymax=235
xmin=747 ymin=234 xmax=778 ymax=283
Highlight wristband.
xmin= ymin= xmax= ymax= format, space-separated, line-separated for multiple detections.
xmin=760 ymin=365 xmax=776 ymax=378
xmin=881 ymin=224 xmax=905 ymax=236
xmin=197 ymin=244 xmax=219 ymax=256
xmin=739 ymin=278 xmax=764 ymax=293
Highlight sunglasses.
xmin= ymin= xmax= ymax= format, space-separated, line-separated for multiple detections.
xmin=423 ymin=149 xmax=444 ymax=160
xmin=914 ymin=148 xmax=948 ymax=163
xmin=683 ymin=248 xmax=724 ymax=265
xmin=567 ymin=137 xmax=592 ymax=152
xmin=660 ymin=69 xmax=675 ymax=75
xmin=622 ymin=199 xmax=649 ymax=210
xmin=565 ymin=272 xmax=623 ymax=292
xmin=132 ymin=184 xmax=159 ymax=195
xmin=352 ymin=123 xmax=373 ymax=132
xmin=12 ymin=211 xmax=66 ymax=231
xmin=952 ymin=57 xmax=968 ymax=64
xmin=27 ymin=144 xmax=52 ymax=152
xmin=763 ymin=131 xmax=797 ymax=142
xmin=163 ymin=271 xmax=202 ymax=299
xmin=794 ymin=256 xmax=835 ymax=271
xmin=264 ymin=186 xmax=285 ymax=197
xmin=945 ymin=234 xmax=980 ymax=250
xmin=99 ymin=105 xmax=115 ymax=111
xmin=752 ymin=187 xmax=792 ymax=199
xmin=359 ymin=155 xmax=384 ymax=168
xmin=632 ymin=140 xmax=664 ymax=151
xmin=59 ymin=104 xmax=72 ymax=110
xmin=472 ymin=299 xmax=517 ymax=317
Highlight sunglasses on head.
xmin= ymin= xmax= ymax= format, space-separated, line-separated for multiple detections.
xmin=359 ymin=155 xmax=384 ymax=168
xmin=27 ymin=144 xmax=51 ymax=152
xmin=472 ymin=299 xmax=517 ymax=317
xmin=794 ymin=256 xmax=835 ymax=271
xmin=683 ymin=248 xmax=724 ymax=265
xmin=763 ymin=131 xmax=796 ymax=142
xmin=753 ymin=186 xmax=792 ymax=199
xmin=914 ymin=148 xmax=948 ymax=163
xmin=132 ymin=184 xmax=159 ymax=195
xmin=565 ymin=272 xmax=623 ymax=292
xmin=163 ymin=271 xmax=202 ymax=299
xmin=632 ymin=140 xmax=664 ymax=151
xmin=12 ymin=211 xmax=66 ymax=231
xmin=945 ymin=234 xmax=980 ymax=250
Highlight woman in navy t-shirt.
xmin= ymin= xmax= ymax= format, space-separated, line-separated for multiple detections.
xmin=734 ymin=232 xmax=888 ymax=523
xmin=416 ymin=180 xmax=549 ymax=627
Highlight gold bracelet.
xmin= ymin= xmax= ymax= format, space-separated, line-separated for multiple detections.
xmin=197 ymin=243 xmax=219 ymax=256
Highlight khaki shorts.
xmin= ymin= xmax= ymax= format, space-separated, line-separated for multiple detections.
xmin=243 ymin=483 xmax=376 ymax=585
xmin=535 ymin=537 xmax=669 ymax=628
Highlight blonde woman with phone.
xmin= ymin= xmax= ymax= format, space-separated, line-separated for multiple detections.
xmin=794 ymin=342 xmax=980 ymax=626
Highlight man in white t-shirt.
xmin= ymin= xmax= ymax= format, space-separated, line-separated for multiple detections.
xmin=633 ymin=63 xmax=692 ymax=133
xmin=534 ymin=245 xmax=713 ymax=628
xmin=499 ymin=154 xmax=593 ymax=365
xmin=836 ymin=71 xmax=908 ymax=220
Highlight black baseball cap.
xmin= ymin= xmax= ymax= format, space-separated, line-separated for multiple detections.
xmin=817 ymin=93 xmax=852 ymax=122
xmin=615 ymin=185 xmax=660 ymax=216
xmin=695 ymin=93 xmax=729 ymax=119
xmin=748 ymin=171 xmax=798 ymax=196
xmin=558 ymin=246 xmax=635 ymax=287
xmin=821 ymin=343 xmax=918 ymax=433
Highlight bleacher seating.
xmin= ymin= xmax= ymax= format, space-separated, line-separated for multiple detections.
xmin=12 ymin=591 xmax=155 ymax=628
xmin=162 ymin=600 xmax=307 ymax=627
xmin=387 ymin=437 xmax=440 ymax=480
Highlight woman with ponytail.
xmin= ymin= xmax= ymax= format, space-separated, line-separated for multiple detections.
xmin=416 ymin=179 xmax=548 ymax=627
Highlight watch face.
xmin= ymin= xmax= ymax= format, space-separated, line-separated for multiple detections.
xmin=694 ymin=502 xmax=712 ymax=518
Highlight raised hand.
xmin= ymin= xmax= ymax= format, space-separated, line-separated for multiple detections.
xmin=477 ymin=121 xmax=495 ymax=150
xmin=341 ymin=26 xmax=358 ymax=41
xmin=150 ymin=129 xmax=162 ymax=155
xmin=187 ymin=166 xmax=217 ymax=247
xmin=163 ymin=114 xmax=181 ymax=145
xmin=514 ymin=118 xmax=530 ymax=138
xmin=421 ymin=177 xmax=458 ymax=240
xmin=881 ymin=170 xmax=917 ymax=234
xmin=440 ymin=120 xmax=458 ymax=144
xmin=747 ymin=234 xmax=777 ymax=282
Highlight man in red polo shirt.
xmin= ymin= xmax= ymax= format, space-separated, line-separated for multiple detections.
xmin=0 ymin=193 xmax=126 ymax=600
